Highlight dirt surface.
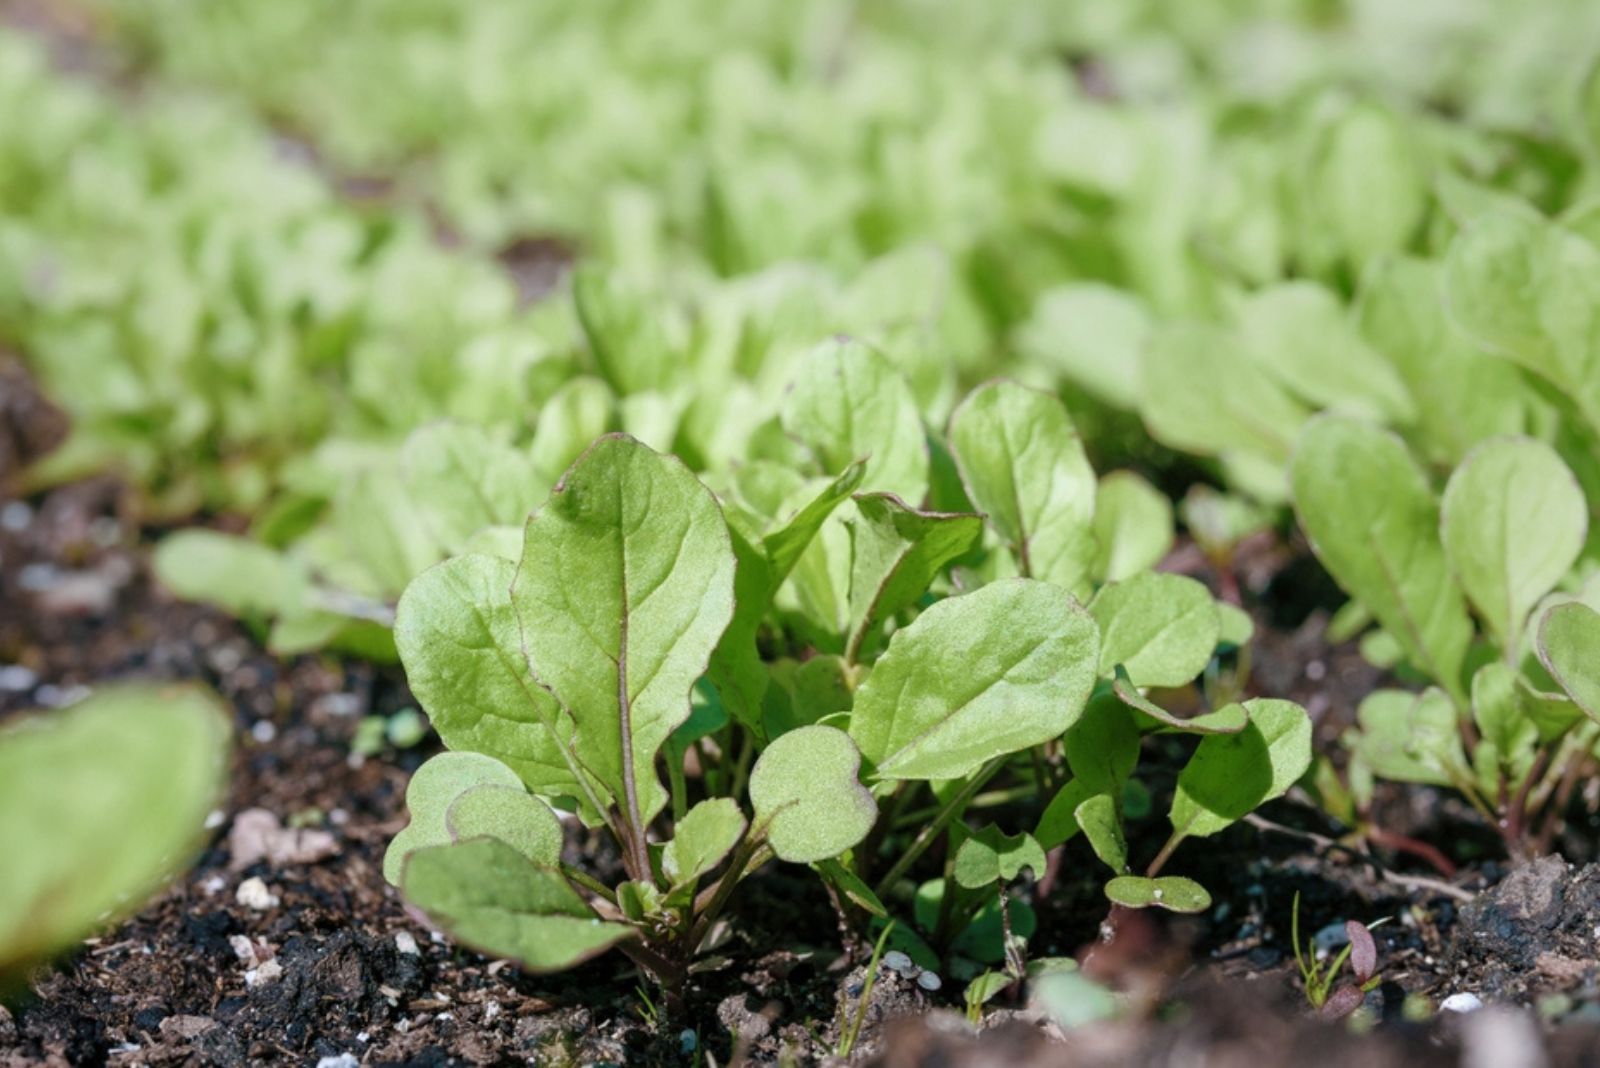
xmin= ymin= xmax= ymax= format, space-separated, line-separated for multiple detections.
xmin=6 ymin=434 xmax=1600 ymax=1066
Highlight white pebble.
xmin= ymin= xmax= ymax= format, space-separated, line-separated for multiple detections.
xmin=250 ymin=720 xmax=277 ymax=743
xmin=204 ymin=809 xmax=227 ymax=830
xmin=201 ymin=876 xmax=226 ymax=896
xmin=315 ymin=1056 xmax=359 ymax=1068
xmin=916 ymin=971 xmax=943 ymax=992
xmin=0 ymin=664 xmax=38 ymax=692
xmin=1441 ymin=992 xmax=1484 ymax=1013
xmin=395 ymin=931 xmax=420 ymax=956
xmin=236 ymin=877 xmax=279 ymax=911
xmin=244 ymin=960 xmax=283 ymax=988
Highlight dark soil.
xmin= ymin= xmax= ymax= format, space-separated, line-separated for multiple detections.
xmin=6 ymin=426 xmax=1600 ymax=1066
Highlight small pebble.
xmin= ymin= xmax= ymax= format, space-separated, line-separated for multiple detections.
xmin=250 ymin=720 xmax=277 ymax=743
xmin=395 ymin=931 xmax=420 ymax=956
xmin=0 ymin=501 xmax=32 ymax=531
xmin=201 ymin=876 xmax=226 ymax=896
xmin=679 ymin=1028 xmax=697 ymax=1053
xmin=244 ymin=960 xmax=283 ymax=989
xmin=881 ymin=950 xmax=915 ymax=975
xmin=236 ymin=877 xmax=279 ymax=911
xmin=1313 ymin=922 xmax=1351 ymax=956
xmin=0 ymin=665 xmax=37 ymax=693
xmin=916 ymin=971 xmax=943 ymax=992
xmin=1441 ymin=992 xmax=1484 ymax=1013
xmin=314 ymin=1056 xmax=359 ymax=1068
xmin=204 ymin=809 xmax=226 ymax=830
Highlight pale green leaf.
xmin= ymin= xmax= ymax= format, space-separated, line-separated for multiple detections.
xmin=446 ymin=785 xmax=564 ymax=868
xmin=748 ymin=725 xmax=876 ymax=863
xmin=850 ymin=579 xmax=1099 ymax=781
xmin=384 ymin=751 xmax=524 ymax=884
xmin=845 ymin=492 xmax=983 ymax=660
xmin=948 ymin=379 xmax=1097 ymax=593
xmin=1441 ymin=437 xmax=1587 ymax=654
xmin=401 ymin=838 xmax=633 ymax=972
xmin=1090 ymin=572 xmax=1219 ymax=688
xmin=1538 ymin=601 xmax=1600 ymax=724
xmin=1104 ymin=875 xmax=1211 ymax=914
xmin=1074 ymin=794 xmax=1127 ymax=873
xmin=0 ymin=686 xmax=229 ymax=990
xmin=662 ymin=797 xmax=746 ymax=887
xmin=1092 ymin=471 xmax=1174 ymax=583
xmin=513 ymin=434 xmax=737 ymax=826
xmin=952 ymin=826 xmax=1047 ymax=890
xmin=402 ymin=422 xmax=543 ymax=553
xmin=1291 ymin=417 xmax=1473 ymax=702
xmin=780 ymin=338 xmax=928 ymax=503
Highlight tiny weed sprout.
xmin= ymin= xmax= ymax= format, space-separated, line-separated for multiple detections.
xmin=1290 ymin=893 xmax=1384 ymax=1021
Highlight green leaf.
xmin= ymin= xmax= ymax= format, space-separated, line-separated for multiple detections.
xmin=662 ymin=798 xmax=746 ymax=887
xmin=1090 ymin=572 xmax=1219 ymax=688
xmin=1167 ymin=699 xmax=1312 ymax=841
xmin=1238 ymin=282 xmax=1414 ymax=423
xmin=512 ymin=434 xmax=737 ymax=827
xmin=1291 ymin=417 xmax=1473 ymax=702
xmin=402 ymin=422 xmax=543 ymax=553
xmin=948 ymin=379 xmax=1097 ymax=593
xmin=762 ymin=655 xmax=853 ymax=739
xmin=953 ymin=826 xmax=1047 ymax=890
xmin=530 ymin=376 xmax=617 ymax=486
xmin=1445 ymin=211 xmax=1600 ymax=437
xmin=845 ymin=492 xmax=983 ymax=659
xmin=1356 ymin=256 xmax=1534 ymax=467
xmin=401 ymin=838 xmax=633 ymax=972
xmin=1074 ymin=793 xmax=1127 ymax=873
xmin=0 ymin=685 xmax=229 ymax=991
xmin=1035 ymin=779 xmax=1095 ymax=852
xmin=1441 ymin=438 xmax=1587 ymax=654
xmin=1112 ymin=670 xmax=1248 ymax=735
xmin=762 ymin=461 xmax=867 ymax=583
xmin=850 ymin=579 xmax=1099 ymax=781
xmin=1349 ymin=689 xmax=1465 ymax=787
xmin=1092 ymin=471 xmax=1173 ymax=583
xmin=1015 ymin=284 xmax=1150 ymax=410
xmin=1104 ymin=875 xmax=1211 ymax=914
xmin=395 ymin=555 xmax=597 ymax=815
xmin=1538 ymin=601 xmax=1600 ymax=723
xmin=446 ymin=785 xmax=564 ymax=867
xmin=1142 ymin=323 xmax=1310 ymax=464
xmin=384 ymin=751 xmax=525 ymax=884
xmin=748 ymin=725 xmax=876 ymax=863
xmin=813 ymin=857 xmax=888 ymax=918
xmin=573 ymin=265 xmax=682 ymax=396
xmin=1216 ymin=603 xmax=1254 ymax=648
xmin=1470 ymin=663 xmax=1541 ymax=795
xmin=1063 ymin=692 xmax=1141 ymax=795
xmin=153 ymin=530 xmax=302 ymax=617
xmin=780 ymin=338 xmax=928 ymax=503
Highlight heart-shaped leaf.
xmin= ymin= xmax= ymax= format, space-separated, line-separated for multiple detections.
xmin=1090 ymin=572 xmax=1219 ymax=687
xmin=749 ymin=725 xmax=876 ymax=863
xmin=384 ymin=751 xmax=526 ymax=884
xmin=1441 ymin=437 xmax=1586 ymax=654
xmin=0 ymin=686 xmax=230 ymax=991
xmin=512 ymin=434 xmax=737 ymax=833
xmin=948 ymin=379 xmax=1097 ymax=593
xmin=850 ymin=579 xmax=1099 ymax=781
xmin=1350 ymin=688 xmax=1466 ymax=786
xmin=402 ymin=838 xmax=634 ymax=972
xmin=1104 ymin=875 xmax=1211 ymax=913
xmin=952 ymin=826 xmax=1047 ymax=890
xmin=446 ymin=785 xmax=564 ymax=868
xmin=662 ymin=797 xmax=746 ymax=887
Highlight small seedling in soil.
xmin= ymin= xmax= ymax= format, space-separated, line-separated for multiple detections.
xmin=1291 ymin=892 xmax=1383 ymax=1021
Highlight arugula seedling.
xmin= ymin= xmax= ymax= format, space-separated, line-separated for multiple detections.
xmin=1294 ymin=419 xmax=1597 ymax=861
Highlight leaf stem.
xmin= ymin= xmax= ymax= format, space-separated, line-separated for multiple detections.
xmin=872 ymin=757 xmax=1005 ymax=900
xmin=561 ymin=863 xmax=618 ymax=904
